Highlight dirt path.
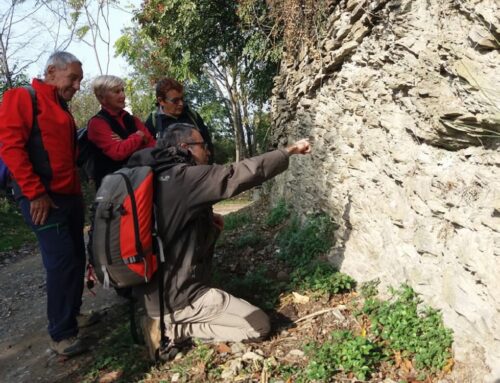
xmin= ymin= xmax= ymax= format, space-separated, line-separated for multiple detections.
xmin=0 ymin=201 xmax=252 ymax=383
xmin=0 ymin=246 xmax=127 ymax=383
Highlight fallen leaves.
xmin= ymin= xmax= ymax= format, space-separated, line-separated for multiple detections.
xmin=98 ymin=369 xmax=123 ymax=383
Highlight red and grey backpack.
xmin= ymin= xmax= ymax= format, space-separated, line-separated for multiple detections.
xmin=91 ymin=165 xmax=159 ymax=287
xmin=91 ymin=165 xmax=174 ymax=360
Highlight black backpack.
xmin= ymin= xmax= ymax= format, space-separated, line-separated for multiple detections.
xmin=76 ymin=127 xmax=98 ymax=182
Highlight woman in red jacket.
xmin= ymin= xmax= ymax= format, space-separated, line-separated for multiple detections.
xmin=87 ymin=75 xmax=155 ymax=189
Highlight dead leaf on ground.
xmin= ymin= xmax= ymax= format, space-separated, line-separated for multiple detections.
xmin=394 ymin=350 xmax=402 ymax=367
xmin=195 ymin=360 xmax=207 ymax=374
xmin=98 ymin=369 xmax=123 ymax=383
xmin=402 ymin=358 xmax=414 ymax=374
xmin=216 ymin=343 xmax=231 ymax=353
xmin=292 ymin=292 xmax=310 ymax=304
xmin=443 ymin=358 xmax=454 ymax=373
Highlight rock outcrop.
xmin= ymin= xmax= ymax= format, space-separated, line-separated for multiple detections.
xmin=270 ymin=0 xmax=499 ymax=381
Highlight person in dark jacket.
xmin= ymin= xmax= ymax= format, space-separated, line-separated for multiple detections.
xmin=87 ymin=75 xmax=155 ymax=189
xmin=144 ymin=78 xmax=214 ymax=161
xmin=0 ymin=51 xmax=97 ymax=357
xmin=130 ymin=123 xmax=311 ymax=356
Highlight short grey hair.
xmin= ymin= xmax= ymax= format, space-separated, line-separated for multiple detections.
xmin=157 ymin=123 xmax=196 ymax=149
xmin=44 ymin=51 xmax=81 ymax=75
xmin=92 ymin=75 xmax=125 ymax=100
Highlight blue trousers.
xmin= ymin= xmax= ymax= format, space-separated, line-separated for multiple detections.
xmin=19 ymin=194 xmax=86 ymax=341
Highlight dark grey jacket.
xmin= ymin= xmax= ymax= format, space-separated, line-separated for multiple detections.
xmin=129 ymin=146 xmax=290 ymax=316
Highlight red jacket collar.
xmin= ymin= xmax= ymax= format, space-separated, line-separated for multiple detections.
xmin=32 ymin=78 xmax=59 ymax=100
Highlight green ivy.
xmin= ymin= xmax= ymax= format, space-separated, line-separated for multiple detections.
xmin=304 ymin=330 xmax=384 ymax=381
xmin=361 ymin=284 xmax=453 ymax=374
xmin=291 ymin=261 xmax=356 ymax=298
xmin=359 ymin=278 xmax=381 ymax=299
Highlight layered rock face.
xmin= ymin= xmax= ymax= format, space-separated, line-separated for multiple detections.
xmin=270 ymin=0 xmax=499 ymax=381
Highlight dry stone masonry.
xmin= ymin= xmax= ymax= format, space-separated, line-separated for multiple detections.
xmin=270 ymin=0 xmax=499 ymax=381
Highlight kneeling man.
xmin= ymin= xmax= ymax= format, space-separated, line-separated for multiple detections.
xmin=130 ymin=123 xmax=311 ymax=353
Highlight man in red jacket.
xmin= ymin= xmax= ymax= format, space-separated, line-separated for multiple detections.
xmin=0 ymin=51 xmax=93 ymax=356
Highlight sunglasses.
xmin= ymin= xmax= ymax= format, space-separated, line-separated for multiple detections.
xmin=163 ymin=96 xmax=184 ymax=104
xmin=185 ymin=141 xmax=209 ymax=150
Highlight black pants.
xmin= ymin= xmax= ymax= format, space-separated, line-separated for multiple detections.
xmin=19 ymin=194 xmax=86 ymax=341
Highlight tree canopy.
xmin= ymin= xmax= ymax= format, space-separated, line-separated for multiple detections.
xmin=116 ymin=0 xmax=282 ymax=159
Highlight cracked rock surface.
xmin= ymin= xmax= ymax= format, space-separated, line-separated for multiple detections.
xmin=270 ymin=0 xmax=499 ymax=380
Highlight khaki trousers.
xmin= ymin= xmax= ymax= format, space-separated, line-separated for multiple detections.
xmin=142 ymin=288 xmax=270 ymax=358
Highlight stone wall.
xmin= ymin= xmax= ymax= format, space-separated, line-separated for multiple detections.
xmin=270 ymin=0 xmax=499 ymax=381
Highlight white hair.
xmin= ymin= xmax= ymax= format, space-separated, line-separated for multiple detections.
xmin=43 ymin=51 xmax=81 ymax=75
xmin=92 ymin=75 xmax=125 ymax=101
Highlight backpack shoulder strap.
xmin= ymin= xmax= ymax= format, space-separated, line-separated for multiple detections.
xmin=156 ymin=111 xmax=163 ymax=135
xmin=151 ymin=111 xmax=157 ymax=130
xmin=20 ymin=85 xmax=52 ymax=191
xmin=23 ymin=86 xmax=38 ymax=132
xmin=151 ymin=110 xmax=163 ymax=137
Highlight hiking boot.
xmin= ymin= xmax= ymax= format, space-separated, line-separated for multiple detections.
xmin=49 ymin=336 xmax=88 ymax=357
xmin=77 ymin=311 xmax=101 ymax=328
xmin=157 ymin=338 xmax=195 ymax=362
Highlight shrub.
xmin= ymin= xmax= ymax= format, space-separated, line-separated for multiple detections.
xmin=216 ymin=267 xmax=283 ymax=310
xmin=277 ymin=213 xmax=336 ymax=267
xmin=235 ymin=232 xmax=262 ymax=248
xmin=265 ymin=199 xmax=290 ymax=227
xmin=223 ymin=211 xmax=251 ymax=231
xmin=0 ymin=196 xmax=35 ymax=252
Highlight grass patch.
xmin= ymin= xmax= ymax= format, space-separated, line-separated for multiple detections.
xmin=168 ymin=341 xmax=221 ymax=381
xmin=277 ymin=213 xmax=336 ymax=267
xmin=79 ymin=320 xmax=151 ymax=383
xmin=265 ymin=199 xmax=290 ymax=227
xmin=0 ymin=196 xmax=35 ymax=252
xmin=235 ymin=232 xmax=262 ymax=248
xmin=223 ymin=211 xmax=251 ymax=231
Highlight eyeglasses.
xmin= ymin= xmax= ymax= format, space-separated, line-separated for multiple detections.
xmin=163 ymin=96 xmax=184 ymax=104
xmin=185 ymin=141 xmax=209 ymax=150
